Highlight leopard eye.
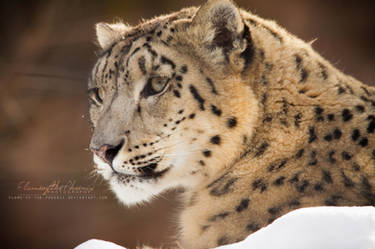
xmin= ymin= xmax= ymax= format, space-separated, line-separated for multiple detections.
xmin=141 ymin=76 xmax=170 ymax=97
xmin=151 ymin=77 xmax=169 ymax=92
xmin=88 ymin=87 xmax=104 ymax=105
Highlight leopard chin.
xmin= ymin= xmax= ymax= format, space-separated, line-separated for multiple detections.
xmin=94 ymin=155 xmax=169 ymax=206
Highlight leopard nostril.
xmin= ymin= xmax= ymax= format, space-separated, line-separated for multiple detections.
xmin=94 ymin=139 xmax=125 ymax=165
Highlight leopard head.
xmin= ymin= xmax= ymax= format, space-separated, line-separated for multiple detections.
xmin=88 ymin=0 xmax=258 ymax=206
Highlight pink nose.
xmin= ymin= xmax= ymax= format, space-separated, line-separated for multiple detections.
xmin=91 ymin=140 xmax=124 ymax=165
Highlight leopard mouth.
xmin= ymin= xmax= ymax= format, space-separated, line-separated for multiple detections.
xmin=137 ymin=163 xmax=170 ymax=179
xmin=113 ymin=163 xmax=170 ymax=180
xmin=95 ymin=154 xmax=170 ymax=181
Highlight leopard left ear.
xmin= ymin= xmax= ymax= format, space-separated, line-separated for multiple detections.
xmin=96 ymin=22 xmax=130 ymax=49
xmin=188 ymin=0 xmax=250 ymax=69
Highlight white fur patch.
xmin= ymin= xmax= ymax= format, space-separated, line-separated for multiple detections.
xmin=93 ymin=155 xmax=113 ymax=180
xmin=94 ymin=154 xmax=172 ymax=206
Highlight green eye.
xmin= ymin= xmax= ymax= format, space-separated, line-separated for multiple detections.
xmin=142 ymin=76 xmax=170 ymax=97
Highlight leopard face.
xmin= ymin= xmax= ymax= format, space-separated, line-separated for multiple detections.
xmin=88 ymin=4 xmax=258 ymax=206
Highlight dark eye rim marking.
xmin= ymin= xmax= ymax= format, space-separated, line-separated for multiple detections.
xmin=88 ymin=87 xmax=103 ymax=105
xmin=141 ymin=76 xmax=171 ymax=98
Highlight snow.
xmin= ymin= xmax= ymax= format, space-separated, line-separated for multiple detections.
xmin=75 ymin=239 xmax=127 ymax=249
xmin=218 ymin=206 xmax=375 ymax=249
xmin=75 ymin=206 xmax=375 ymax=249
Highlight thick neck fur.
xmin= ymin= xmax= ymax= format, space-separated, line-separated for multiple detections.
xmin=179 ymin=11 xmax=375 ymax=249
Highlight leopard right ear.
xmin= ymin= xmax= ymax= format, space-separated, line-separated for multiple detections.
xmin=95 ymin=22 xmax=130 ymax=49
xmin=185 ymin=0 xmax=253 ymax=72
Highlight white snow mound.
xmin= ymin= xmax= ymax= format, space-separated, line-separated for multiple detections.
xmin=75 ymin=206 xmax=375 ymax=249
xmin=218 ymin=206 xmax=375 ymax=249
xmin=75 ymin=239 xmax=127 ymax=249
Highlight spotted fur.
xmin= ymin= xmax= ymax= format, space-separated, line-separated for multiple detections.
xmin=88 ymin=1 xmax=375 ymax=248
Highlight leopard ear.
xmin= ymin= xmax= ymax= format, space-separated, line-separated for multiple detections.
xmin=95 ymin=22 xmax=129 ymax=49
xmin=190 ymin=0 xmax=244 ymax=51
xmin=187 ymin=0 xmax=251 ymax=71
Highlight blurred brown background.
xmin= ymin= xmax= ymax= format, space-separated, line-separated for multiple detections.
xmin=1 ymin=0 xmax=374 ymax=248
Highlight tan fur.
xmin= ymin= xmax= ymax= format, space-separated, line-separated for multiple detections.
xmin=88 ymin=1 xmax=375 ymax=248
